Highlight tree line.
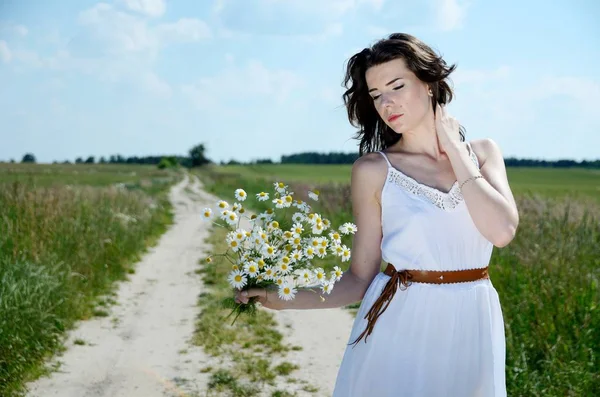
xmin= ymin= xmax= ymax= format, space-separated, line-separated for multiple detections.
xmin=8 ymin=146 xmax=600 ymax=169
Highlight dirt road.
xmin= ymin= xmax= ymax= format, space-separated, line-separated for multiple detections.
xmin=26 ymin=174 xmax=355 ymax=397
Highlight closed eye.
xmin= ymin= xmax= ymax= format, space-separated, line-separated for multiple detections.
xmin=371 ymin=85 xmax=404 ymax=101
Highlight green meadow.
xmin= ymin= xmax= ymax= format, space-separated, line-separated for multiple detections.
xmin=196 ymin=163 xmax=600 ymax=397
xmin=1 ymin=161 xmax=598 ymax=396
xmin=208 ymin=164 xmax=600 ymax=201
xmin=0 ymin=163 xmax=180 ymax=396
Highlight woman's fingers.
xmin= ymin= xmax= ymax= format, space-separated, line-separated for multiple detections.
xmin=235 ymin=288 xmax=265 ymax=304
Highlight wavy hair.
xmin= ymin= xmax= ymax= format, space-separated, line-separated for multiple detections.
xmin=343 ymin=33 xmax=465 ymax=156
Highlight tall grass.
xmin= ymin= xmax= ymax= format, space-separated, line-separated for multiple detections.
xmin=0 ymin=169 xmax=178 ymax=396
xmin=196 ymin=168 xmax=600 ymax=396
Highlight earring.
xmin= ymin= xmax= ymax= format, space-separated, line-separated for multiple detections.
xmin=428 ymin=88 xmax=433 ymax=97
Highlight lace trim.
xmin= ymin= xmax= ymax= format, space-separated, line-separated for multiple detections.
xmin=386 ymin=144 xmax=479 ymax=211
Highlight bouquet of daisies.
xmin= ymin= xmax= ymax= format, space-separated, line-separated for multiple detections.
xmin=201 ymin=181 xmax=357 ymax=324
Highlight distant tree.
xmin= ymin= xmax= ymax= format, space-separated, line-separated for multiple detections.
xmin=22 ymin=153 xmax=36 ymax=163
xmin=75 ymin=157 xmax=83 ymax=164
xmin=10 ymin=159 xmax=15 ymax=163
xmin=62 ymin=160 xmax=71 ymax=164
xmin=85 ymin=156 xmax=95 ymax=164
xmin=109 ymin=155 xmax=117 ymax=163
xmin=99 ymin=156 xmax=107 ymax=164
xmin=157 ymin=157 xmax=173 ymax=169
xmin=189 ymin=143 xmax=211 ymax=167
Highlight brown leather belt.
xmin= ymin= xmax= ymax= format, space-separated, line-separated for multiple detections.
xmin=349 ymin=263 xmax=490 ymax=347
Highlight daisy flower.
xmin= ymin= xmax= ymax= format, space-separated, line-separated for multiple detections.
xmin=244 ymin=261 xmax=260 ymax=277
xmin=263 ymin=244 xmax=277 ymax=258
xmin=202 ymin=208 xmax=212 ymax=219
xmin=234 ymin=188 xmax=247 ymax=201
xmin=341 ymin=245 xmax=351 ymax=262
xmin=314 ymin=268 xmax=327 ymax=285
xmin=331 ymin=266 xmax=343 ymax=282
xmin=308 ymin=189 xmax=319 ymax=201
xmin=331 ymin=244 xmax=343 ymax=256
xmin=257 ymin=258 xmax=266 ymax=269
xmin=228 ymin=270 xmax=247 ymax=289
xmin=273 ymin=198 xmax=285 ymax=209
xmin=278 ymin=262 xmax=292 ymax=275
xmin=227 ymin=238 xmax=241 ymax=252
xmin=292 ymin=223 xmax=304 ymax=236
xmin=217 ymin=200 xmax=229 ymax=210
xmin=296 ymin=268 xmax=314 ymax=285
xmin=321 ymin=281 xmax=334 ymax=295
xmin=317 ymin=246 xmax=327 ymax=258
xmin=304 ymin=246 xmax=316 ymax=259
xmin=290 ymin=249 xmax=303 ymax=263
xmin=312 ymin=222 xmax=325 ymax=235
xmin=282 ymin=195 xmax=294 ymax=207
xmin=256 ymin=192 xmax=269 ymax=201
xmin=225 ymin=211 xmax=238 ymax=226
xmin=340 ymin=222 xmax=358 ymax=235
xmin=219 ymin=210 xmax=230 ymax=221
xmin=274 ymin=182 xmax=288 ymax=194
xmin=292 ymin=212 xmax=305 ymax=223
xmin=329 ymin=231 xmax=341 ymax=245
xmin=278 ymin=283 xmax=297 ymax=301
xmin=263 ymin=265 xmax=276 ymax=280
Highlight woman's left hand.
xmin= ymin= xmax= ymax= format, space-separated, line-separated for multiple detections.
xmin=434 ymin=103 xmax=461 ymax=154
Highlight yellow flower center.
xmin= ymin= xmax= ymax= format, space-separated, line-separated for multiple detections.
xmin=284 ymin=287 xmax=290 ymax=294
xmin=235 ymin=275 xmax=242 ymax=282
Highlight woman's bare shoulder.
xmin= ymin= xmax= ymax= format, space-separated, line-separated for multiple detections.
xmin=352 ymin=152 xmax=388 ymax=181
xmin=469 ymin=138 xmax=501 ymax=168
xmin=351 ymin=152 xmax=389 ymax=200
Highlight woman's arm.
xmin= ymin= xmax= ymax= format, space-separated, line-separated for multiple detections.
xmin=237 ymin=153 xmax=386 ymax=310
xmin=447 ymin=138 xmax=519 ymax=247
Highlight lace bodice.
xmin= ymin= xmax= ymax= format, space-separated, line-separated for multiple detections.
xmin=377 ymin=141 xmax=492 ymax=271
xmin=379 ymin=142 xmax=480 ymax=211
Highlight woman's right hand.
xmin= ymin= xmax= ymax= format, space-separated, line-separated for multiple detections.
xmin=235 ymin=288 xmax=282 ymax=311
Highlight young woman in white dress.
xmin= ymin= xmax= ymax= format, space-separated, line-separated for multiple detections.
xmin=236 ymin=33 xmax=519 ymax=396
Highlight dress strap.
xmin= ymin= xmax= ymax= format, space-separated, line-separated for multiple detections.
xmin=466 ymin=141 xmax=480 ymax=169
xmin=377 ymin=151 xmax=393 ymax=168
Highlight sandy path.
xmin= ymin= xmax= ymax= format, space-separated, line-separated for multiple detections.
xmin=26 ymin=174 xmax=355 ymax=397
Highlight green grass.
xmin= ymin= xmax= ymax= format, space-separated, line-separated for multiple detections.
xmin=195 ymin=164 xmax=599 ymax=397
xmin=0 ymin=163 xmax=180 ymax=396
xmin=208 ymin=164 xmax=600 ymax=201
xmin=192 ymin=224 xmax=321 ymax=396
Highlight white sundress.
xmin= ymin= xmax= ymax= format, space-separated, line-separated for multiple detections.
xmin=332 ymin=142 xmax=507 ymax=397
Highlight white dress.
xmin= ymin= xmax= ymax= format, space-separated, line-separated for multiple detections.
xmin=332 ymin=142 xmax=507 ymax=397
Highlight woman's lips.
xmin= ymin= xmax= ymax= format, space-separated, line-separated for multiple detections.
xmin=388 ymin=114 xmax=402 ymax=122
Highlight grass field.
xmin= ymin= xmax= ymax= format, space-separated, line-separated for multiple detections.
xmin=196 ymin=163 xmax=600 ymax=397
xmin=1 ymin=161 xmax=597 ymax=396
xmin=208 ymin=164 xmax=600 ymax=201
xmin=0 ymin=163 xmax=181 ymax=396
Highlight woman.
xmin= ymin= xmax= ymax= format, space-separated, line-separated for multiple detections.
xmin=236 ymin=33 xmax=519 ymax=396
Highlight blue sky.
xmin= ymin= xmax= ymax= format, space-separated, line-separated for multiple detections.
xmin=0 ymin=0 xmax=598 ymax=164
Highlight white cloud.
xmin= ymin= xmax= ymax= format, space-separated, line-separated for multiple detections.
xmin=215 ymin=0 xmax=383 ymax=37
xmin=140 ymin=71 xmax=172 ymax=97
xmin=0 ymin=40 xmax=12 ymax=63
xmin=433 ymin=0 xmax=470 ymax=32
xmin=0 ymin=22 xmax=28 ymax=37
xmin=156 ymin=18 xmax=212 ymax=43
xmin=119 ymin=0 xmax=166 ymax=17
xmin=182 ymin=59 xmax=304 ymax=109
xmin=74 ymin=3 xmax=211 ymax=57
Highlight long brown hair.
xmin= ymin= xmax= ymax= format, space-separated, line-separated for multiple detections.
xmin=343 ymin=33 xmax=465 ymax=156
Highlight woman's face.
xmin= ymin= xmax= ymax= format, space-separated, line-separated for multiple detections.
xmin=365 ymin=57 xmax=431 ymax=134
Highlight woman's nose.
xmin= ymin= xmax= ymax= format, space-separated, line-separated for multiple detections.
xmin=380 ymin=93 xmax=394 ymax=106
